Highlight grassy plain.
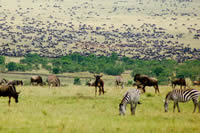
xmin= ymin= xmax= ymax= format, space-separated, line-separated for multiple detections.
xmin=0 ymin=73 xmax=200 ymax=133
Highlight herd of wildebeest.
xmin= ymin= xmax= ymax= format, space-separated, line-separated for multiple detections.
xmin=0 ymin=73 xmax=200 ymax=115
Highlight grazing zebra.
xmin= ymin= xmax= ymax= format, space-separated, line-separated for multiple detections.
xmin=164 ymin=89 xmax=200 ymax=113
xmin=119 ymin=89 xmax=141 ymax=115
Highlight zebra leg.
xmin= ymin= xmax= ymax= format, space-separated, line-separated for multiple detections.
xmin=192 ymin=99 xmax=198 ymax=113
xmin=198 ymin=101 xmax=200 ymax=113
xmin=176 ymin=102 xmax=180 ymax=112
xmin=130 ymin=103 xmax=136 ymax=115
xmin=173 ymin=102 xmax=176 ymax=112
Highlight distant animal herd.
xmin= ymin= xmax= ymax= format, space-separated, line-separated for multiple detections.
xmin=0 ymin=73 xmax=200 ymax=116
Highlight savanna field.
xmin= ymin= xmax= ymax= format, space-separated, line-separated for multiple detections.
xmin=0 ymin=73 xmax=200 ymax=133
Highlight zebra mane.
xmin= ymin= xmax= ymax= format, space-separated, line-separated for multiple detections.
xmin=165 ymin=91 xmax=171 ymax=100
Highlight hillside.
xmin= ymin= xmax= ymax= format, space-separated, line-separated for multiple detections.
xmin=0 ymin=0 xmax=200 ymax=61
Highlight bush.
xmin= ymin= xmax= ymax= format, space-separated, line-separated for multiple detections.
xmin=7 ymin=62 xmax=17 ymax=71
xmin=74 ymin=77 xmax=81 ymax=85
xmin=52 ymin=67 xmax=60 ymax=74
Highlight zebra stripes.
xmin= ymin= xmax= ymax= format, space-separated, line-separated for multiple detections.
xmin=119 ymin=89 xmax=141 ymax=115
xmin=164 ymin=89 xmax=200 ymax=113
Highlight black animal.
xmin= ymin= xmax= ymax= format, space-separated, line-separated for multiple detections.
xmin=134 ymin=74 xmax=159 ymax=94
xmin=0 ymin=85 xmax=20 ymax=105
xmin=30 ymin=76 xmax=43 ymax=86
xmin=7 ymin=80 xmax=23 ymax=86
xmin=94 ymin=74 xmax=104 ymax=96
xmin=171 ymin=78 xmax=186 ymax=89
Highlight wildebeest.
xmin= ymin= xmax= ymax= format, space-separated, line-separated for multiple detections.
xmin=30 ymin=75 xmax=43 ymax=86
xmin=115 ymin=75 xmax=124 ymax=89
xmin=0 ymin=78 xmax=8 ymax=85
xmin=0 ymin=85 xmax=20 ymax=105
xmin=94 ymin=74 xmax=104 ymax=96
xmin=171 ymin=78 xmax=186 ymax=89
xmin=193 ymin=80 xmax=200 ymax=86
xmin=134 ymin=74 xmax=159 ymax=94
xmin=47 ymin=75 xmax=60 ymax=87
xmin=7 ymin=80 xmax=23 ymax=86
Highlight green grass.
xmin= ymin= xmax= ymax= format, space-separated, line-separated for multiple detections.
xmin=0 ymin=84 xmax=200 ymax=133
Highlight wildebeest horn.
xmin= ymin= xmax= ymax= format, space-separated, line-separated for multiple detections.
xmin=100 ymin=74 xmax=103 ymax=77
xmin=17 ymin=91 xmax=21 ymax=94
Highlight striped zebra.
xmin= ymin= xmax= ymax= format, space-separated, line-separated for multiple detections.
xmin=119 ymin=89 xmax=141 ymax=115
xmin=164 ymin=89 xmax=200 ymax=113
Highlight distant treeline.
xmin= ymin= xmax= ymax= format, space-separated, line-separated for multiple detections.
xmin=0 ymin=53 xmax=200 ymax=84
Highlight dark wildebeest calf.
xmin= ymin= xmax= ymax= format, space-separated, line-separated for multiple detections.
xmin=94 ymin=74 xmax=104 ymax=96
xmin=134 ymin=74 xmax=159 ymax=94
xmin=0 ymin=85 xmax=20 ymax=105
xmin=171 ymin=78 xmax=186 ymax=89
xmin=30 ymin=76 xmax=43 ymax=86
xmin=7 ymin=80 xmax=23 ymax=86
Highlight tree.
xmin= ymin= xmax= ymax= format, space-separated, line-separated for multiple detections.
xmin=0 ymin=56 xmax=5 ymax=64
xmin=7 ymin=62 xmax=17 ymax=71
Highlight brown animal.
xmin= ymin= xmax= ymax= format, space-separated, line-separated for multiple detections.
xmin=86 ymin=80 xmax=95 ymax=86
xmin=134 ymin=74 xmax=159 ymax=94
xmin=94 ymin=74 xmax=104 ymax=96
xmin=7 ymin=80 xmax=23 ymax=86
xmin=47 ymin=75 xmax=60 ymax=87
xmin=193 ymin=80 xmax=200 ymax=86
xmin=30 ymin=76 xmax=43 ymax=86
xmin=171 ymin=78 xmax=186 ymax=89
xmin=115 ymin=75 xmax=124 ymax=89
xmin=0 ymin=78 xmax=8 ymax=85
xmin=0 ymin=85 xmax=20 ymax=105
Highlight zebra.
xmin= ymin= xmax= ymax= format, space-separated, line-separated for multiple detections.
xmin=164 ymin=89 xmax=200 ymax=113
xmin=119 ymin=88 xmax=141 ymax=115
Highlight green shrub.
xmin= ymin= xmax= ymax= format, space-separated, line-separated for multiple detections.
xmin=74 ymin=77 xmax=81 ymax=85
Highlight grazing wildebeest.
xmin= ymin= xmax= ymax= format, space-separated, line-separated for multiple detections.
xmin=193 ymin=80 xmax=200 ymax=86
xmin=115 ymin=75 xmax=124 ymax=89
xmin=0 ymin=78 xmax=8 ymax=85
xmin=0 ymin=85 xmax=20 ymax=105
xmin=94 ymin=74 xmax=104 ymax=96
xmin=47 ymin=75 xmax=60 ymax=87
xmin=134 ymin=74 xmax=159 ymax=94
xmin=171 ymin=78 xmax=186 ymax=89
xmin=164 ymin=89 xmax=200 ymax=113
xmin=30 ymin=75 xmax=43 ymax=86
xmin=7 ymin=80 xmax=23 ymax=86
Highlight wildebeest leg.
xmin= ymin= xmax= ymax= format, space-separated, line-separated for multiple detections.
xmin=8 ymin=96 xmax=11 ymax=106
xmin=99 ymin=86 xmax=101 ymax=95
xmin=95 ymin=87 xmax=97 ymax=96
xmin=142 ymin=86 xmax=146 ymax=93
xmin=102 ymin=85 xmax=105 ymax=94
xmin=192 ymin=99 xmax=198 ymax=113
xmin=131 ymin=103 xmax=137 ymax=115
